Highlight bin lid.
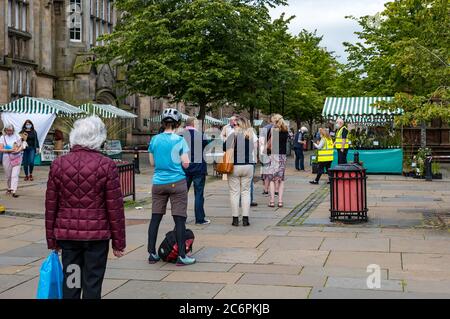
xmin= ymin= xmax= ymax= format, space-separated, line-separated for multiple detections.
xmin=329 ymin=163 xmax=366 ymax=172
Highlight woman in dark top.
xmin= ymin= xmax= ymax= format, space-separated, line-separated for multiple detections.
xmin=20 ymin=120 xmax=39 ymax=181
xmin=224 ymin=117 xmax=257 ymax=227
xmin=262 ymin=114 xmax=289 ymax=208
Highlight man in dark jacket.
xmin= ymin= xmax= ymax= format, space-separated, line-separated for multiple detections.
xmin=181 ymin=117 xmax=210 ymax=225
xmin=45 ymin=116 xmax=126 ymax=299
xmin=293 ymin=127 xmax=308 ymax=171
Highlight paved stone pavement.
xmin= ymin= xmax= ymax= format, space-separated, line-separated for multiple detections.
xmin=0 ymin=153 xmax=450 ymax=299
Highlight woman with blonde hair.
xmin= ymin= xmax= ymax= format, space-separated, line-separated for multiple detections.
xmin=224 ymin=116 xmax=258 ymax=226
xmin=263 ymin=114 xmax=289 ymax=208
xmin=0 ymin=125 xmax=25 ymax=197
xmin=310 ymin=128 xmax=334 ymax=185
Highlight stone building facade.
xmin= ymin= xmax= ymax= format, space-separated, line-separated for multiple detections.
xmin=0 ymin=0 xmax=182 ymax=146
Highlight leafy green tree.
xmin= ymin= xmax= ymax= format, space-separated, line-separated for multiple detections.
xmin=342 ymin=0 xmax=450 ymax=127
xmin=283 ymin=30 xmax=341 ymax=128
xmin=93 ymin=0 xmax=286 ymax=120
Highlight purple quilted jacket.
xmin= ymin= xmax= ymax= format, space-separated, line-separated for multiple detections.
xmin=45 ymin=146 xmax=126 ymax=251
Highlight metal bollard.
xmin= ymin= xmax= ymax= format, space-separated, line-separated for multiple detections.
xmin=425 ymin=156 xmax=432 ymax=181
xmin=134 ymin=146 xmax=141 ymax=174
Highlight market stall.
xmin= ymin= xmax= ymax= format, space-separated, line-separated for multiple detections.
xmin=0 ymin=97 xmax=86 ymax=163
xmin=322 ymin=97 xmax=404 ymax=174
xmin=79 ymin=103 xmax=138 ymax=159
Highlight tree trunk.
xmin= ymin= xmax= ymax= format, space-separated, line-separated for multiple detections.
xmin=198 ymin=103 xmax=207 ymax=132
xmin=420 ymin=121 xmax=426 ymax=148
xmin=250 ymin=105 xmax=255 ymax=127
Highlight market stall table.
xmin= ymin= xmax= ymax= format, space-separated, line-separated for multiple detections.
xmin=323 ymin=96 xmax=404 ymax=174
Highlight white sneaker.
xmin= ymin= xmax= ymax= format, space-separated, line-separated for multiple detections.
xmin=196 ymin=219 xmax=211 ymax=225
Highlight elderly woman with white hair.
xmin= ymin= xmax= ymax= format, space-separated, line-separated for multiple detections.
xmin=45 ymin=116 xmax=126 ymax=299
xmin=0 ymin=124 xmax=25 ymax=197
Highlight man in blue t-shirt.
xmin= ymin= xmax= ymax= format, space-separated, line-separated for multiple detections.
xmin=147 ymin=108 xmax=196 ymax=266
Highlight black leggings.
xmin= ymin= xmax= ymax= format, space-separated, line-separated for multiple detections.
xmin=147 ymin=214 xmax=187 ymax=258
xmin=315 ymin=161 xmax=332 ymax=182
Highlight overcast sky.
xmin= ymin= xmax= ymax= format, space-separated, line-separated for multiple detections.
xmin=269 ymin=0 xmax=389 ymax=63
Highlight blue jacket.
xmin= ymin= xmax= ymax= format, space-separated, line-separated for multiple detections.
xmin=293 ymin=131 xmax=304 ymax=150
xmin=181 ymin=128 xmax=209 ymax=176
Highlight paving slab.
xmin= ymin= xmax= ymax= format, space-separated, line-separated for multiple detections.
xmin=104 ymin=268 xmax=171 ymax=281
xmin=256 ymin=249 xmax=329 ymax=266
xmin=319 ymin=238 xmax=390 ymax=252
xmin=404 ymin=280 xmax=450 ymax=294
xmin=0 ymin=256 xmax=40 ymax=266
xmin=101 ymin=279 xmax=129 ymax=297
xmin=228 ymin=264 xmax=302 ymax=275
xmin=389 ymin=269 xmax=450 ymax=281
xmin=325 ymin=251 xmax=402 ymax=270
xmin=391 ymin=238 xmax=450 ymax=254
xmin=161 ymin=262 xmax=235 ymax=273
xmin=214 ymin=284 xmax=311 ymax=299
xmin=402 ymin=253 xmax=450 ymax=272
xmin=3 ymin=243 xmax=49 ymax=258
xmin=0 ymin=274 xmax=36 ymax=294
xmin=0 ymin=224 xmax=34 ymax=238
xmin=0 ymin=217 xmax=32 ymax=229
xmin=195 ymin=234 xmax=267 ymax=248
xmin=300 ymin=266 xmax=389 ymax=280
xmin=0 ymin=239 xmax=32 ymax=254
xmin=104 ymin=280 xmax=224 ymax=299
xmin=325 ymin=276 xmax=403 ymax=292
xmin=105 ymin=259 xmax=166 ymax=270
xmin=237 ymin=272 xmax=326 ymax=288
xmin=163 ymin=271 xmax=242 ymax=284
xmin=309 ymin=287 xmax=450 ymax=299
xmin=257 ymin=236 xmax=323 ymax=250
xmin=193 ymin=247 xmax=266 ymax=264
xmin=0 ymin=266 xmax=31 ymax=275
xmin=288 ymin=231 xmax=356 ymax=238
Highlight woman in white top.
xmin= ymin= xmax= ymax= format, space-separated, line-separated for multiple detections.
xmin=0 ymin=125 xmax=25 ymax=197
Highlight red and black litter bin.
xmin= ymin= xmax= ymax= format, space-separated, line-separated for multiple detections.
xmin=115 ymin=160 xmax=136 ymax=201
xmin=329 ymin=163 xmax=368 ymax=223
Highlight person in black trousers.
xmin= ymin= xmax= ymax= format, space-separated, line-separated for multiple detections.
xmin=293 ymin=127 xmax=308 ymax=171
xmin=20 ymin=120 xmax=39 ymax=181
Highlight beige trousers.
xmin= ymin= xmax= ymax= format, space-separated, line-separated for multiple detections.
xmin=3 ymin=155 xmax=21 ymax=192
xmin=228 ymin=165 xmax=254 ymax=217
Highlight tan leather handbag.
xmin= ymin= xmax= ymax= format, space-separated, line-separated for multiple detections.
xmin=216 ymin=136 xmax=235 ymax=174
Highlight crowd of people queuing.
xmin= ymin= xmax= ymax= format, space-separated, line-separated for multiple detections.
xmin=26 ymin=107 xmax=348 ymax=299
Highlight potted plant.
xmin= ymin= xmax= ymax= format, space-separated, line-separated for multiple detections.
xmin=432 ymin=162 xmax=442 ymax=179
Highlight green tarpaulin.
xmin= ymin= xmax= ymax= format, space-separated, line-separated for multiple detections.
xmin=331 ymin=149 xmax=403 ymax=174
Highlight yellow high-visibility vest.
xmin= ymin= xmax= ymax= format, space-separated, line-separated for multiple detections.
xmin=318 ymin=137 xmax=334 ymax=162
xmin=335 ymin=126 xmax=351 ymax=149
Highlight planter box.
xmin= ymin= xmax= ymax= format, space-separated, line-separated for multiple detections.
xmin=432 ymin=173 xmax=443 ymax=180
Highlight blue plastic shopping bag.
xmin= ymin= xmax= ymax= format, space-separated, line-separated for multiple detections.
xmin=36 ymin=251 xmax=63 ymax=299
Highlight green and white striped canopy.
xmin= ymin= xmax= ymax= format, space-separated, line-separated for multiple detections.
xmin=204 ymin=115 xmax=224 ymax=125
xmin=0 ymin=97 xmax=85 ymax=116
xmin=79 ymin=103 xmax=137 ymax=119
xmin=149 ymin=113 xmax=223 ymax=125
xmin=323 ymin=97 xmax=403 ymax=123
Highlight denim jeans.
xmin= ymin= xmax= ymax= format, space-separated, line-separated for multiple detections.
xmin=186 ymin=174 xmax=206 ymax=223
xmin=294 ymin=148 xmax=304 ymax=170
xmin=22 ymin=148 xmax=36 ymax=176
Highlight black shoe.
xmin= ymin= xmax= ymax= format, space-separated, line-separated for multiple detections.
xmin=309 ymin=180 xmax=319 ymax=185
xmin=250 ymin=202 xmax=258 ymax=207
xmin=243 ymin=217 xmax=250 ymax=227
xmin=232 ymin=217 xmax=239 ymax=226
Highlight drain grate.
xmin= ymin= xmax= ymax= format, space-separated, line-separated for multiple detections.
xmin=277 ymin=184 xmax=329 ymax=226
